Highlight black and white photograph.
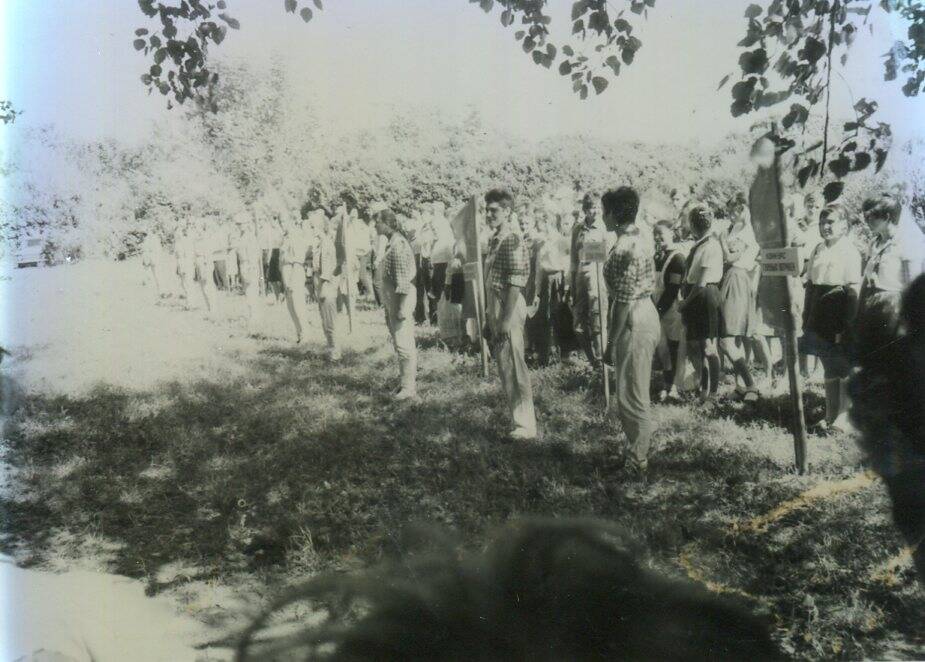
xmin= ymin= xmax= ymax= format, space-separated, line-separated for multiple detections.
xmin=1 ymin=1 xmax=924 ymax=659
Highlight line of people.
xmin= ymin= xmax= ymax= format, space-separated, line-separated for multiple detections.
xmin=138 ymin=182 xmax=924 ymax=469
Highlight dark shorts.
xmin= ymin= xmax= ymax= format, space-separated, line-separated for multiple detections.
xmin=682 ymin=283 xmax=722 ymax=341
xmin=267 ymin=249 xmax=282 ymax=283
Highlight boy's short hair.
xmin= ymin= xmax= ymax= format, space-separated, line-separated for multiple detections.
xmin=862 ymin=192 xmax=902 ymax=225
xmin=601 ymin=187 xmax=640 ymax=226
xmin=485 ymin=189 xmax=514 ymax=208
xmin=688 ymin=205 xmax=713 ymax=235
xmin=654 ymin=219 xmax=675 ymax=232
xmin=819 ymin=203 xmax=846 ymax=224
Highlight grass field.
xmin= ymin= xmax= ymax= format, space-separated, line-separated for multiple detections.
xmin=1 ymin=259 xmax=923 ymax=660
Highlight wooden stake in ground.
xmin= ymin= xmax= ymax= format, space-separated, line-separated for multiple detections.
xmin=749 ymin=136 xmax=809 ymax=474
xmin=582 ymin=239 xmax=610 ymax=409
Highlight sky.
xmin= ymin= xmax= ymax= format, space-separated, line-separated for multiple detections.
xmin=2 ymin=0 xmax=923 ymax=147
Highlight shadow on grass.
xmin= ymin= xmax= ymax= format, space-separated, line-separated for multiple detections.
xmin=0 ymin=345 xmax=798 ymax=583
xmin=709 ymin=390 xmax=828 ymax=433
xmin=4 ymin=346 xmax=920 ymax=659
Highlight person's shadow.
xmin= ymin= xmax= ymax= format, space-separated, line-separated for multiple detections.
xmin=0 ymin=346 xmax=27 ymax=418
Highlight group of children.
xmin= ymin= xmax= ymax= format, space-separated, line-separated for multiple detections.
xmin=137 ymin=180 xmax=925 ymax=446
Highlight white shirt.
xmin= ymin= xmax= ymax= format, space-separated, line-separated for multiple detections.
xmin=140 ymin=234 xmax=162 ymax=265
xmin=685 ymin=236 xmax=724 ymax=285
xmin=348 ymin=218 xmax=372 ymax=256
xmin=724 ymin=221 xmax=759 ymax=271
xmin=805 ymin=236 xmax=862 ymax=287
xmin=430 ymin=217 xmax=456 ymax=264
xmin=862 ymin=219 xmax=925 ymax=294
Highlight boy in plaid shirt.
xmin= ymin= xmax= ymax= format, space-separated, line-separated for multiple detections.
xmin=375 ymin=209 xmax=419 ymax=400
xmin=601 ymin=187 xmax=659 ymax=474
xmin=484 ymin=188 xmax=537 ymax=441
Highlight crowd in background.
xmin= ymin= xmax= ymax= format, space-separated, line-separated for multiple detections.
xmin=136 ymin=162 xmax=925 ymax=460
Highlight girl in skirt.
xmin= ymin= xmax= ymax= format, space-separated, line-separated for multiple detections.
xmin=652 ymin=220 xmax=687 ymax=399
xmin=678 ymin=206 xmax=724 ymax=401
xmin=801 ymin=203 xmax=862 ymax=433
xmin=718 ymin=195 xmax=761 ymax=402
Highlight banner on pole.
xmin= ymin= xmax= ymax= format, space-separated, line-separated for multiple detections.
xmin=749 ymin=136 xmax=808 ymax=474
xmin=749 ymin=163 xmax=800 ymax=332
xmin=580 ymin=240 xmax=608 ymax=264
xmin=451 ymin=197 xmax=482 ymax=319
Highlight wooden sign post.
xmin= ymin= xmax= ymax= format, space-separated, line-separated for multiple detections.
xmin=581 ymin=239 xmax=610 ymax=409
xmin=749 ymin=138 xmax=809 ymax=474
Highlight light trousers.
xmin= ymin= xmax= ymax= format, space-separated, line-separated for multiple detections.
xmin=610 ymin=298 xmax=660 ymax=463
xmin=382 ymin=280 xmax=417 ymax=391
xmin=572 ymin=272 xmax=603 ymax=362
xmin=281 ymin=263 xmax=308 ymax=339
xmin=317 ymin=279 xmax=339 ymax=351
xmin=487 ymin=288 xmax=536 ymax=436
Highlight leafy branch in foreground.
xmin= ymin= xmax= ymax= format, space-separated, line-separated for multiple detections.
xmin=724 ymin=0 xmax=924 ymax=203
xmin=133 ymin=1 xmax=653 ymax=109
xmin=1 ymin=100 xmax=23 ymax=125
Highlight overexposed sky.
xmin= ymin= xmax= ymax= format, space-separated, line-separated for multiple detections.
xmin=2 ymin=0 xmax=923 ymax=146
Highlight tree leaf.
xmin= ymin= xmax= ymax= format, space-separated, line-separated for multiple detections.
xmin=501 ymin=9 xmax=513 ymax=27
xmin=219 ymin=13 xmax=240 ymax=29
xmin=853 ymin=152 xmax=872 ymax=171
xmin=150 ymin=64 xmax=162 ymax=77
xmin=717 ymin=73 xmax=731 ymax=90
xmin=135 ymin=28 xmax=149 ymax=36
xmin=284 ymin=0 xmax=297 ymax=13
xmin=745 ymin=4 xmax=762 ymax=18
xmin=828 ymin=156 xmax=851 ymax=178
xmin=300 ymin=7 xmax=313 ymax=21
xmin=559 ymin=60 xmax=573 ymax=75
xmin=739 ymin=48 xmax=769 ymax=75
xmin=562 ymin=45 xmax=574 ymax=56
xmin=874 ymin=148 xmax=889 ymax=172
xmin=572 ymin=19 xmax=584 ymax=34
xmin=217 ymin=0 xmax=227 ymax=8
xmin=571 ymin=1 xmax=589 ymax=21
xmin=605 ymin=55 xmax=621 ymax=76
xmin=822 ymin=181 xmax=844 ymax=202
xmin=133 ymin=39 xmax=147 ymax=51
xmin=314 ymin=0 xmax=323 ymax=8
xmin=592 ymin=76 xmax=609 ymax=94
xmin=515 ymin=30 xmax=525 ymax=40
xmin=797 ymin=161 xmax=815 ymax=188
